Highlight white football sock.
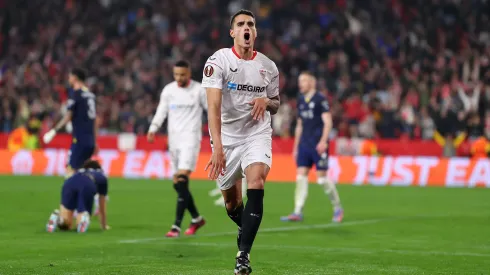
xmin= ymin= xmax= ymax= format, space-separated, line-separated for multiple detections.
xmin=94 ymin=194 xmax=99 ymax=210
xmin=318 ymin=177 xmax=341 ymax=210
xmin=191 ymin=216 xmax=203 ymax=223
xmin=294 ymin=175 xmax=309 ymax=215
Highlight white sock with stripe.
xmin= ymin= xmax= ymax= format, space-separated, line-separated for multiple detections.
xmin=294 ymin=175 xmax=309 ymax=215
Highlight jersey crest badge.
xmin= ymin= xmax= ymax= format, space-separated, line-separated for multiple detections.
xmin=204 ymin=65 xmax=214 ymax=77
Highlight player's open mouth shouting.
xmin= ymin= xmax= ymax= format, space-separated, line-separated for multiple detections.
xmin=244 ymin=32 xmax=251 ymax=46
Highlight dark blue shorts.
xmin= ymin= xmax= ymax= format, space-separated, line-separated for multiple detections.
xmin=68 ymin=143 xmax=94 ymax=170
xmin=61 ymin=173 xmax=97 ymax=214
xmin=296 ymin=144 xmax=329 ymax=171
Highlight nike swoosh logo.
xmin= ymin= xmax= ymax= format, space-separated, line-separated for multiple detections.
xmin=230 ymin=68 xmax=238 ymax=72
xmin=209 ymin=57 xmax=216 ymax=60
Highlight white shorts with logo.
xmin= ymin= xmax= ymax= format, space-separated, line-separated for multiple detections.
xmin=169 ymin=141 xmax=201 ymax=173
xmin=216 ymin=137 xmax=272 ymax=190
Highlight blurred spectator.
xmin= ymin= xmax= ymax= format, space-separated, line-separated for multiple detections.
xmin=7 ymin=117 xmax=41 ymax=151
xmin=470 ymin=136 xmax=490 ymax=158
xmin=0 ymin=0 xmax=488 ymax=144
xmin=419 ymin=107 xmax=435 ymax=140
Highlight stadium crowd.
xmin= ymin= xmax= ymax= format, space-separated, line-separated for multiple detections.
xmin=0 ymin=0 xmax=489 ymax=142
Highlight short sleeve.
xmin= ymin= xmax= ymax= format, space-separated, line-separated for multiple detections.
xmin=321 ymin=98 xmax=330 ymax=113
xmin=266 ymin=65 xmax=279 ymax=98
xmin=201 ymin=53 xmax=224 ymax=89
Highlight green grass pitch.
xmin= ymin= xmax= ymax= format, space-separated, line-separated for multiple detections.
xmin=0 ymin=175 xmax=489 ymax=275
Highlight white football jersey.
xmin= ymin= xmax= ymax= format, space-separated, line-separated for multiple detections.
xmin=149 ymin=80 xmax=207 ymax=146
xmin=201 ymin=47 xmax=279 ymax=147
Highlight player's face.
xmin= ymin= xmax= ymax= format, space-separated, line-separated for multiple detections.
xmin=230 ymin=14 xmax=257 ymax=50
xmin=173 ymin=67 xmax=191 ymax=87
xmin=68 ymin=74 xmax=76 ymax=87
xmin=298 ymin=74 xmax=314 ymax=94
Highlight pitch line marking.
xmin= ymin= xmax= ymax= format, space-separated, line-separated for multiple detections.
xmin=136 ymin=241 xmax=490 ymax=258
xmin=119 ymin=218 xmax=392 ymax=244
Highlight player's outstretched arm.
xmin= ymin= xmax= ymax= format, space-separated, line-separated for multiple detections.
xmin=147 ymin=88 xmax=168 ymax=142
xmin=54 ymin=111 xmax=73 ymax=132
xmin=43 ymin=110 xmax=73 ymax=144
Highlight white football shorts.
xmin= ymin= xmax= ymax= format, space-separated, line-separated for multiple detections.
xmin=217 ymin=137 xmax=272 ymax=190
xmin=169 ymin=142 xmax=200 ymax=173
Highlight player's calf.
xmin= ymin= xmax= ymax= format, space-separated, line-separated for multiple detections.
xmin=223 ymin=182 xmax=244 ymax=228
xmin=318 ymin=176 xmax=343 ymax=222
xmin=172 ymin=174 xmax=191 ymax=229
xmin=240 ymin=166 xmax=266 ymax=255
xmin=281 ymin=174 xmax=308 ymax=222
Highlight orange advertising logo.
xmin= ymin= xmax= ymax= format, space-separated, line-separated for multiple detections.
xmin=0 ymin=150 xmax=489 ymax=187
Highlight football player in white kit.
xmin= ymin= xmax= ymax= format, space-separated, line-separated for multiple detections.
xmin=201 ymin=10 xmax=280 ymax=275
xmin=147 ymin=60 xmax=207 ymax=238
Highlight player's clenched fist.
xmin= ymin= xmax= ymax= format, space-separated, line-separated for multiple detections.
xmin=147 ymin=132 xmax=155 ymax=143
xmin=316 ymin=142 xmax=328 ymax=155
xmin=205 ymin=147 xmax=226 ymax=180
xmin=249 ymin=97 xmax=270 ymax=121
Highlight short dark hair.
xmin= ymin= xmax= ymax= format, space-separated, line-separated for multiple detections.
xmin=230 ymin=9 xmax=255 ymax=28
xmin=82 ymin=159 xmax=102 ymax=170
xmin=71 ymin=67 xmax=87 ymax=82
xmin=300 ymin=71 xmax=315 ymax=77
xmin=174 ymin=60 xmax=190 ymax=68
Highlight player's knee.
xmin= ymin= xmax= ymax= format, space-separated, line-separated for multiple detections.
xmin=176 ymin=174 xmax=189 ymax=184
xmin=224 ymin=197 xmax=242 ymax=212
xmin=58 ymin=216 xmax=72 ymax=231
xmin=296 ymin=174 xmax=308 ymax=183
xmin=297 ymin=167 xmax=309 ymax=176
xmin=173 ymin=174 xmax=190 ymax=197
xmin=247 ymin=176 xmax=265 ymax=190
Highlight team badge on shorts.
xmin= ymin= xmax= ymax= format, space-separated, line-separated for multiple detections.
xmin=204 ymin=65 xmax=214 ymax=77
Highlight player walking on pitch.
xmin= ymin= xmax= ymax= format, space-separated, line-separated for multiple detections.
xmin=202 ymin=10 xmax=280 ymax=275
xmin=147 ymin=60 xmax=207 ymax=238
xmin=280 ymin=72 xmax=344 ymax=223
xmin=43 ymin=68 xmax=98 ymax=178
